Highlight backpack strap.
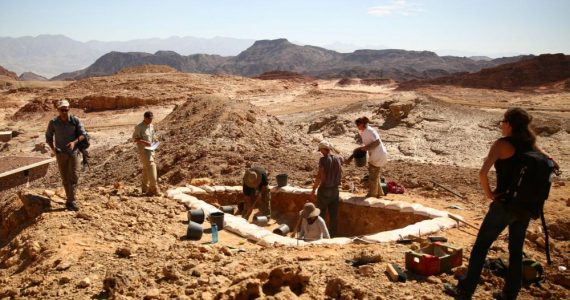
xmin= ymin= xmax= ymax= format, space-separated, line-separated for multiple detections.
xmin=540 ymin=209 xmax=552 ymax=265
xmin=69 ymin=115 xmax=82 ymax=140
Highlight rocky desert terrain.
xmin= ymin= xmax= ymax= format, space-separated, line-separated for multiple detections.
xmin=0 ymin=63 xmax=569 ymax=299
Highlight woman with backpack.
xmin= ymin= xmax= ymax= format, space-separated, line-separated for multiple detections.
xmin=444 ymin=108 xmax=560 ymax=300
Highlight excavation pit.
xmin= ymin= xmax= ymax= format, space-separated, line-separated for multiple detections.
xmin=0 ymin=156 xmax=55 ymax=191
xmin=167 ymin=185 xmax=457 ymax=247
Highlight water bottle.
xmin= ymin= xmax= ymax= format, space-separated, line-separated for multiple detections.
xmin=211 ymin=224 xmax=218 ymax=244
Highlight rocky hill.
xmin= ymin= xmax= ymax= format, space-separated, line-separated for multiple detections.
xmin=18 ymin=72 xmax=48 ymax=81
xmin=399 ymin=54 xmax=570 ymax=91
xmin=0 ymin=65 xmax=17 ymax=80
xmin=52 ymin=39 xmax=533 ymax=81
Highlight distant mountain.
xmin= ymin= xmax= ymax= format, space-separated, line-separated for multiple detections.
xmin=53 ymin=38 xmax=534 ymax=82
xmin=0 ymin=35 xmax=255 ymax=77
xmin=18 ymin=72 xmax=48 ymax=81
xmin=469 ymin=56 xmax=493 ymax=61
xmin=399 ymin=54 xmax=570 ymax=91
xmin=0 ymin=65 xmax=18 ymax=80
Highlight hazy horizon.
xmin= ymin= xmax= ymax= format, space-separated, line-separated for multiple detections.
xmin=1 ymin=0 xmax=569 ymax=58
xmin=0 ymin=33 xmax=545 ymax=59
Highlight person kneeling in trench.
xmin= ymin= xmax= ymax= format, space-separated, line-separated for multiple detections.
xmin=241 ymin=166 xmax=271 ymax=220
xmin=298 ymin=202 xmax=330 ymax=242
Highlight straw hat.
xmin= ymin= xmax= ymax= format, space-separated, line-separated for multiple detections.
xmin=243 ymin=169 xmax=261 ymax=188
xmin=301 ymin=202 xmax=320 ymax=219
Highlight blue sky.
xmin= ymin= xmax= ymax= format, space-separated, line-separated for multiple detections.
xmin=1 ymin=0 xmax=569 ymax=56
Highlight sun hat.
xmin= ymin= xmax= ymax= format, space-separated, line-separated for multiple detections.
xmin=57 ymin=99 xmax=70 ymax=108
xmin=301 ymin=202 xmax=321 ymax=219
xmin=243 ymin=169 xmax=261 ymax=188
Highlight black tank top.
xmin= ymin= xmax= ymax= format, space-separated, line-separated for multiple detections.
xmin=494 ymin=137 xmax=532 ymax=193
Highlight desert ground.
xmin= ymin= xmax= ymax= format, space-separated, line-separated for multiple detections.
xmin=0 ymin=69 xmax=569 ymax=299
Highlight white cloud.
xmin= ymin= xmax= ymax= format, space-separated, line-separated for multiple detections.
xmin=368 ymin=0 xmax=424 ymax=16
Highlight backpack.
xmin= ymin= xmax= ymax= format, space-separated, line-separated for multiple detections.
xmin=502 ymin=150 xmax=555 ymax=264
xmin=504 ymin=150 xmax=554 ymax=219
xmin=70 ymin=115 xmax=90 ymax=150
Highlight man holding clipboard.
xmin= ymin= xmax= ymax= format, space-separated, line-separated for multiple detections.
xmin=133 ymin=111 xmax=161 ymax=196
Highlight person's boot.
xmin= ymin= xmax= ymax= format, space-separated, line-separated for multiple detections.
xmin=443 ymin=283 xmax=472 ymax=300
xmin=147 ymin=189 xmax=162 ymax=197
xmin=65 ymin=201 xmax=79 ymax=211
xmin=492 ymin=291 xmax=516 ymax=300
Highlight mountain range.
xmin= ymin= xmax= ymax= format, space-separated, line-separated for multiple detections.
xmin=52 ymin=38 xmax=530 ymax=81
xmin=0 ymin=35 xmax=255 ymax=77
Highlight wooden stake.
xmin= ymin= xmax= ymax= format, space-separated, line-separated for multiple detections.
xmin=430 ymin=180 xmax=466 ymax=199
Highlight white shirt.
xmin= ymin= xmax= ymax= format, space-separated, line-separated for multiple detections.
xmin=359 ymin=125 xmax=387 ymax=167
xmin=299 ymin=216 xmax=330 ymax=241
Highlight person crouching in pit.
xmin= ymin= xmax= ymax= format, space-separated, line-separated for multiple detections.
xmin=298 ymin=202 xmax=330 ymax=242
xmin=241 ymin=166 xmax=271 ymax=220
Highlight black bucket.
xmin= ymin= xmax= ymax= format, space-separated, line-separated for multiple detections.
xmin=273 ymin=224 xmax=290 ymax=236
xmin=220 ymin=205 xmax=235 ymax=215
xmin=209 ymin=212 xmax=225 ymax=230
xmin=188 ymin=208 xmax=205 ymax=224
xmin=353 ymin=149 xmax=367 ymax=167
xmin=186 ymin=221 xmax=203 ymax=241
xmin=276 ymin=174 xmax=288 ymax=187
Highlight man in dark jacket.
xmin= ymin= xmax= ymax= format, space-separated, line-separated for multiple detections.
xmin=46 ymin=99 xmax=87 ymax=211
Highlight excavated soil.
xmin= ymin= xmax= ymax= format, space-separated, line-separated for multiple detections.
xmin=0 ymin=71 xmax=569 ymax=299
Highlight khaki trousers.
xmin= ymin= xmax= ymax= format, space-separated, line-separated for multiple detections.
xmin=368 ymin=163 xmax=384 ymax=198
xmin=138 ymin=149 xmax=159 ymax=193
xmin=56 ymin=151 xmax=80 ymax=202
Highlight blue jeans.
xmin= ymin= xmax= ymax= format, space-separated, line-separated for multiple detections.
xmin=317 ymin=186 xmax=339 ymax=237
xmin=458 ymin=201 xmax=530 ymax=298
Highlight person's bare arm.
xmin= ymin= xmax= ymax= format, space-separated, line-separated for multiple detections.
xmin=310 ymin=166 xmax=324 ymax=201
xmin=479 ymin=140 xmax=502 ymax=200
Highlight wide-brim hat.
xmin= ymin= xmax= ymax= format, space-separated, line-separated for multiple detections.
xmin=301 ymin=202 xmax=320 ymax=219
xmin=244 ymin=169 xmax=261 ymax=188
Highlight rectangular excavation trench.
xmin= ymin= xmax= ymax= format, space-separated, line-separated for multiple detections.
xmin=0 ymin=156 xmax=55 ymax=192
xmin=169 ymin=186 xmax=457 ymax=246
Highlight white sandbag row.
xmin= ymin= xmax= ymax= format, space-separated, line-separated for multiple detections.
xmin=166 ymin=185 xmax=459 ymax=247
xmin=167 ymin=187 xmax=309 ymax=247
xmin=271 ymin=186 xmax=312 ymax=194
xmin=362 ymin=216 xmax=458 ymax=243
xmin=341 ymin=196 xmax=450 ymax=219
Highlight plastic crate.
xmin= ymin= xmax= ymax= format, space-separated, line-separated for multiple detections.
xmin=405 ymin=242 xmax=462 ymax=276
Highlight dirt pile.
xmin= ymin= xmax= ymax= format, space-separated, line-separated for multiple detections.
xmin=399 ymin=54 xmax=570 ymax=91
xmin=84 ymin=94 xmax=318 ymax=187
xmin=116 ymin=64 xmax=180 ymax=75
